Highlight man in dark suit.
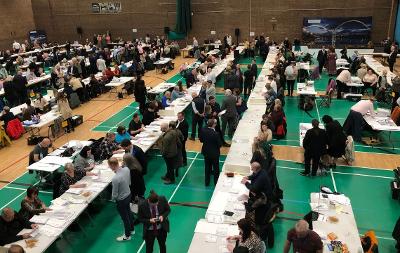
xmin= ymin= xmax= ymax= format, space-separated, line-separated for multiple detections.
xmin=200 ymin=119 xmax=222 ymax=186
xmin=388 ymin=45 xmax=398 ymax=72
xmin=138 ymin=190 xmax=170 ymax=253
xmin=176 ymin=112 xmax=189 ymax=166
xmin=250 ymin=59 xmax=258 ymax=89
xmin=120 ymin=139 xmax=148 ymax=175
xmin=221 ymin=89 xmax=238 ymax=139
xmin=317 ymin=46 xmax=327 ymax=74
xmin=12 ymin=69 xmax=28 ymax=106
xmin=301 ymin=119 xmax=328 ymax=176
xmin=241 ymin=162 xmax=273 ymax=199
xmin=190 ymin=92 xmax=205 ymax=140
xmin=185 ymin=69 xmax=198 ymax=89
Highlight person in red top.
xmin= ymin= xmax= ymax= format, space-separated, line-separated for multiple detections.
xmin=284 ymin=219 xmax=323 ymax=253
xmin=102 ymin=67 xmax=114 ymax=81
xmin=112 ymin=63 xmax=121 ymax=77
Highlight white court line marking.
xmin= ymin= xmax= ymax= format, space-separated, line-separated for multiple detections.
xmin=277 ymin=165 xmax=393 ymax=180
xmin=277 ymin=157 xmax=396 ymax=172
xmin=4 ymin=186 xmax=52 ymax=194
xmin=1 ymin=180 xmax=41 ymax=210
xmin=0 ymin=171 xmax=28 ymax=189
xmin=330 ymin=169 xmax=338 ymax=192
xmin=92 ymin=108 xmax=138 ymax=132
xmin=90 ymin=103 xmax=138 ymax=131
xmin=136 ymin=152 xmax=200 ymax=253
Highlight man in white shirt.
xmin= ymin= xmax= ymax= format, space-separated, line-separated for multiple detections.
xmin=96 ymin=56 xmax=106 ymax=72
xmin=343 ymin=98 xmax=374 ymax=142
xmin=284 ymin=62 xmax=297 ymax=96
xmin=336 ymin=69 xmax=352 ymax=99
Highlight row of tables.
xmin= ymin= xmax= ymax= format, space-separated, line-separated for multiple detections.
xmin=3 ymin=45 xmax=241 ymax=253
xmin=188 ymin=50 xmax=276 ymax=253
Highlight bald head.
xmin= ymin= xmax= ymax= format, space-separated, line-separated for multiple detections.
xmin=191 ymin=92 xmax=198 ymax=98
xmin=295 ymin=219 xmax=310 ymax=238
xmin=1 ymin=207 xmax=15 ymax=222
xmin=160 ymin=122 xmax=169 ymax=132
xmin=8 ymin=244 xmax=25 ymax=253
xmin=250 ymin=162 xmax=261 ymax=173
xmin=225 ymin=89 xmax=232 ymax=96
xmin=40 ymin=138 xmax=51 ymax=148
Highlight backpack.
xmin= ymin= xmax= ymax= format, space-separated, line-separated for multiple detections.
xmin=68 ymin=92 xmax=81 ymax=109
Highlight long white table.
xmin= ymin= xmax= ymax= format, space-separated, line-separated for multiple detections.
xmin=297 ymin=81 xmax=317 ymax=96
xmin=188 ymin=52 xmax=275 ymax=252
xmin=8 ymin=161 xmax=113 ymax=253
xmin=310 ymin=192 xmax=363 ymax=253
xmin=364 ymin=55 xmax=396 ymax=86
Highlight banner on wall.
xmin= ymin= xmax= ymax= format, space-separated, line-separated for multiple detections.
xmin=91 ymin=2 xmax=122 ymax=14
xmin=28 ymin=30 xmax=47 ymax=44
xmin=302 ymin=17 xmax=372 ymax=46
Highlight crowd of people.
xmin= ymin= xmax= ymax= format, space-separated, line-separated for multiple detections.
xmin=2 ymin=31 xmax=400 ymax=253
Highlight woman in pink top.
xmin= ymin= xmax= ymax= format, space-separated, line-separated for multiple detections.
xmin=362 ymin=68 xmax=378 ymax=95
xmin=327 ymin=47 xmax=337 ymax=76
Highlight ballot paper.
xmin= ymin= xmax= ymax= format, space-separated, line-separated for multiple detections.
xmin=46 ymin=218 xmax=67 ymax=228
xmin=328 ymin=194 xmax=350 ymax=206
xmin=39 ymin=224 xmax=63 ymax=237
xmin=66 ymin=188 xmax=83 ymax=195
xmin=30 ymin=215 xmax=49 ymax=224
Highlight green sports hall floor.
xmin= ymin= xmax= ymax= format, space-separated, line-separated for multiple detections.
xmin=0 ymin=56 xmax=398 ymax=252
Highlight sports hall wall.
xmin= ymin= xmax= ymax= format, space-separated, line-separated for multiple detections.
xmin=0 ymin=0 xmax=397 ymax=48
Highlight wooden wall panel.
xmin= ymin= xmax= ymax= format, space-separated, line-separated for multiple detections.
xmin=0 ymin=0 xmax=396 ymax=50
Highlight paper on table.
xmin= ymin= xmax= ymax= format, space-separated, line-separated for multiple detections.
xmin=66 ymin=188 xmax=83 ymax=195
xmin=39 ymin=225 xmax=63 ymax=237
xmin=30 ymin=215 xmax=49 ymax=224
xmin=46 ymin=218 xmax=67 ymax=228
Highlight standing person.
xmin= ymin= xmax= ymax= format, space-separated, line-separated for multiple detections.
xmin=138 ymin=190 xmax=170 ymax=253
xmin=301 ymin=119 xmax=328 ymax=177
xmin=208 ymin=96 xmax=230 ymax=147
xmin=284 ymin=61 xmax=297 ymax=96
xmin=250 ymin=60 xmax=258 ymax=89
xmin=185 ymin=69 xmax=198 ymax=89
xmin=160 ymin=122 xmax=181 ymax=184
xmin=200 ymin=119 xmax=222 ymax=186
xmin=12 ymin=69 xmax=28 ymax=106
xmin=322 ymin=115 xmax=346 ymax=167
xmin=57 ymin=92 xmax=74 ymax=132
xmin=221 ymin=89 xmax=238 ymax=139
xmin=317 ymin=46 xmax=327 ymax=74
xmin=192 ymin=37 xmax=199 ymax=58
xmin=176 ymin=112 xmax=189 ymax=166
xmin=108 ymin=157 xmax=135 ymax=241
xmin=388 ymin=45 xmax=398 ymax=72
xmin=243 ymin=64 xmax=255 ymax=97
xmin=336 ymin=69 xmax=351 ymax=99
xmin=190 ymin=92 xmax=205 ymax=140
xmin=283 ymin=220 xmax=323 ymax=253
xmin=327 ymin=47 xmax=337 ymax=76
xmin=123 ymin=153 xmax=146 ymax=202
xmin=134 ymin=75 xmax=147 ymax=114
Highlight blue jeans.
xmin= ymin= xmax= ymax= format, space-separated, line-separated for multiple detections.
xmin=116 ymin=194 xmax=134 ymax=237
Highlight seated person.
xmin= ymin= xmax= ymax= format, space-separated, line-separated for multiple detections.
xmin=19 ymin=186 xmax=49 ymax=221
xmin=7 ymin=244 xmax=25 ymax=253
xmin=142 ymin=102 xmax=159 ymax=126
xmin=74 ymin=146 xmax=95 ymax=172
xmin=0 ymin=106 xmax=16 ymax=129
xmin=0 ymin=207 xmax=38 ymax=246
xmin=120 ymin=138 xmax=148 ymax=174
xmin=59 ymin=163 xmax=95 ymax=195
xmin=33 ymin=94 xmax=48 ymax=114
xmin=115 ymin=125 xmax=133 ymax=143
xmin=128 ymin=113 xmax=144 ymax=136
xmin=21 ymin=100 xmax=36 ymax=121
xmin=256 ymin=121 xmax=272 ymax=142
xmin=269 ymin=101 xmax=286 ymax=139
xmin=362 ymin=68 xmax=378 ymax=96
xmin=28 ymin=138 xmax=51 ymax=165
xmin=99 ymin=132 xmax=121 ymax=160
xmin=171 ymin=86 xmax=185 ymax=101
xmin=226 ymin=218 xmax=263 ymax=253
xmin=161 ymin=91 xmax=172 ymax=108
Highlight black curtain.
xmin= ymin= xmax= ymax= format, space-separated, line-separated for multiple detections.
xmin=175 ymin=0 xmax=192 ymax=34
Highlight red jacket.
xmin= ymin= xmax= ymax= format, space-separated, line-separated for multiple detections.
xmin=6 ymin=118 xmax=24 ymax=139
